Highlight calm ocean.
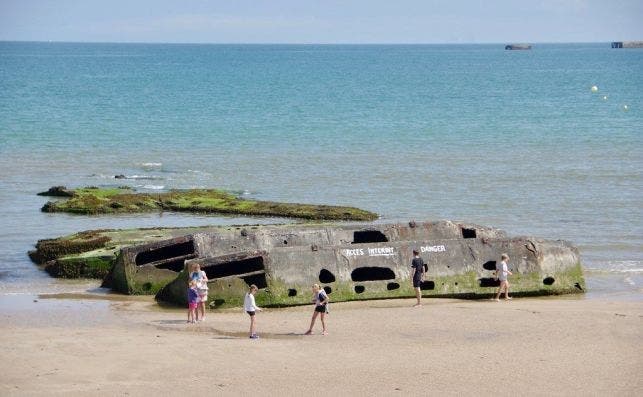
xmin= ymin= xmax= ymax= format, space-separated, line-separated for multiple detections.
xmin=0 ymin=42 xmax=641 ymax=298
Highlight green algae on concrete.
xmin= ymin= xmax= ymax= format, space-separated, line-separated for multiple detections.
xmin=28 ymin=225 xmax=230 ymax=282
xmin=39 ymin=186 xmax=378 ymax=221
xmin=29 ymin=221 xmax=586 ymax=307
xmin=28 ymin=230 xmax=113 ymax=264
xmin=45 ymin=255 xmax=114 ymax=279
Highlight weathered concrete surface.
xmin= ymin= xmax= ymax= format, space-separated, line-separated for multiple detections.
xmin=28 ymin=226 xmax=224 ymax=282
xmin=128 ymin=221 xmax=585 ymax=307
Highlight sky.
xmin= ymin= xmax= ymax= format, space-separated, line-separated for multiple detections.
xmin=1 ymin=0 xmax=642 ymax=44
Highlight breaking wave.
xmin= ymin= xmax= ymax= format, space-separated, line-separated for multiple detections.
xmin=585 ymin=261 xmax=643 ymax=274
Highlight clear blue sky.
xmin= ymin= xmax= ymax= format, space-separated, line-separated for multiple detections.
xmin=1 ymin=0 xmax=641 ymax=44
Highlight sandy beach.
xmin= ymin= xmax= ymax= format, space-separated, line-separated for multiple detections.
xmin=0 ymin=293 xmax=641 ymax=396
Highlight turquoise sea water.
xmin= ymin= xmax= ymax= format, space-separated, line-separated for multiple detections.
xmin=0 ymin=42 xmax=641 ymax=298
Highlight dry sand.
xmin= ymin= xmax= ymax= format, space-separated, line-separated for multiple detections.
xmin=0 ymin=293 xmax=641 ymax=396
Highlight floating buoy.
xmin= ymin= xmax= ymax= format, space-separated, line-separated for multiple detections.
xmin=591 ymin=85 xmax=598 ymax=92
xmin=623 ymin=105 xmax=629 ymax=111
xmin=602 ymin=95 xmax=608 ymax=100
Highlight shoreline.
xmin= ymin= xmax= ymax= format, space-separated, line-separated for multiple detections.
xmin=1 ymin=293 xmax=641 ymax=395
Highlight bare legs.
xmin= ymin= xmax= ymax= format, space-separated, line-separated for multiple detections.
xmin=198 ymin=300 xmax=206 ymax=321
xmin=494 ymin=280 xmax=511 ymax=301
xmin=414 ymin=287 xmax=422 ymax=307
xmin=305 ymin=311 xmax=327 ymax=335
xmin=187 ymin=307 xmax=196 ymax=323
xmin=249 ymin=315 xmax=256 ymax=337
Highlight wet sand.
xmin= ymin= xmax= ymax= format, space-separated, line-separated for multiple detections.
xmin=0 ymin=294 xmax=641 ymax=396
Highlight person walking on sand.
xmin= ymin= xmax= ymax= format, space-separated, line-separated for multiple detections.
xmin=187 ymin=280 xmax=199 ymax=323
xmin=494 ymin=253 xmax=513 ymax=301
xmin=244 ymin=284 xmax=262 ymax=339
xmin=304 ymin=284 xmax=329 ymax=335
xmin=189 ymin=263 xmax=208 ymax=321
xmin=411 ymin=249 xmax=425 ymax=307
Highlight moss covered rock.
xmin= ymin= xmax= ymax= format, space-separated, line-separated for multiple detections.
xmin=40 ymin=186 xmax=378 ymax=221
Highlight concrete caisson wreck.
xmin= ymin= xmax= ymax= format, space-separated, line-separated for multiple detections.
xmin=109 ymin=221 xmax=585 ymax=307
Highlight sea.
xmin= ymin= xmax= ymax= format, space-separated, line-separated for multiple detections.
xmin=0 ymin=42 xmax=641 ymax=300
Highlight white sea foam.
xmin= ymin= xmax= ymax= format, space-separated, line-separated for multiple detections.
xmin=126 ymin=175 xmax=164 ymax=180
xmin=141 ymin=185 xmax=165 ymax=190
xmin=187 ymin=169 xmax=212 ymax=175
xmin=585 ymin=261 xmax=643 ymax=274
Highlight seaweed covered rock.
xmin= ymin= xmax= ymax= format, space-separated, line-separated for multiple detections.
xmin=28 ymin=231 xmax=112 ymax=264
xmin=38 ymin=186 xmax=378 ymax=221
xmin=37 ymin=186 xmax=75 ymax=197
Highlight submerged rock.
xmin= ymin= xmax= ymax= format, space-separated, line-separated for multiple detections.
xmin=38 ymin=186 xmax=377 ymax=221
xmin=37 ymin=186 xmax=75 ymax=197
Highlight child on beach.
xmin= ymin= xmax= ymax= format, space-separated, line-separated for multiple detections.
xmin=189 ymin=263 xmax=208 ymax=321
xmin=187 ymin=280 xmax=199 ymax=323
xmin=304 ymin=283 xmax=329 ymax=335
xmin=244 ymin=284 xmax=262 ymax=339
xmin=494 ymin=253 xmax=513 ymax=301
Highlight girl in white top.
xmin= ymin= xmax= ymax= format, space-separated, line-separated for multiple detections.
xmin=189 ymin=263 xmax=208 ymax=321
xmin=494 ymin=253 xmax=513 ymax=301
xmin=244 ymin=284 xmax=262 ymax=339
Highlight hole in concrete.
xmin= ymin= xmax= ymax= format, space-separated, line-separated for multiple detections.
xmin=420 ymin=281 xmax=435 ymax=290
xmin=323 ymin=286 xmax=332 ymax=294
xmin=154 ymin=258 xmax=188 ymax=272
xmin=354 ymin=285 xmax=365 ymax=294
xmin=423 ymin=264 xmax=428 ymax=273
xmin=319 ymin=269 xmax=336 ymax=284
xmin=454 ymin=282 xmax=458 ymax=286
xmin=351 ymin=267 xmax=396 ymax=281
xmin=242 ymin=273 xmax=268 ymax=289
xmin=461 ymin=228 xmax=477 ymax=239
xmin=135 ymin=240 xmax=195 ymax=266
xmin=483 ymin=261 xmax=497 ymax=271
xmin=543 ymin=277 xmax=555 ymax=285
xmin=283 ymin=240 xmax=288 ymax=245
xmin=203 ymin=256 xmax=265 ymax=279
xmin=352 ymin=230 xmax=388 ymax=244
xmin=479 ymin=278 xmax=501 ymax=287
xmin=288 ymin=289 xmax=297 ymax=297
xmin=387 ymin=282 xmax=400 ymax=290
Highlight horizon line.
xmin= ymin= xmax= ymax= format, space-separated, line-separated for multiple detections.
xmin=0 ymin=39 xmax=627 ymax=46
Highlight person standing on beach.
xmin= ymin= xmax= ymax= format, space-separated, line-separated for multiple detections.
xmin=189 ymin=263 xmax=208 ymax=321
xmin=411 ymin=249 xmax=425 ymax=307
xmin=187 ymin=280 xmax=199 ymax=323
xmin=304 ymin=284 xmax=329 ymax=335
xmin=244 ymin=284 xmax=262 ymax=339
xmin=494 ymin=253 xmax=513 ymax=301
